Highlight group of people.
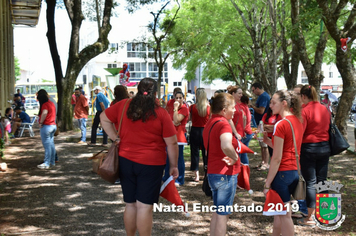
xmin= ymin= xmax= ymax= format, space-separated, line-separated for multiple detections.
xmin=0 ymin=90 xmax=32 ymax=145
xmin=1 ymin=79 xmax=335 ymax=235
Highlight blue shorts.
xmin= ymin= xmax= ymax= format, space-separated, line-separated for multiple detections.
xmin=208 ymin=174 xmax=238 ymax=215
xmin=271 ymin=170 xmax=299 ymax=202
xmin=119 ymin=156 xmax=165 ymax=205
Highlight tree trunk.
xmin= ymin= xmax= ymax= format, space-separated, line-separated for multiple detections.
xmin=334 ymin=48 xmax=356 ymax=135
xmin=45 ymin=0 xmax=64 ymax=123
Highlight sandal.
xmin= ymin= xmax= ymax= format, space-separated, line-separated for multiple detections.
xmin=257 ymin=165 xmax=269 ymax=171
xmin=297 ymin=219 xmax=316 ymax=228
xmin=292 ymin=211 xmax=308 ymax=218
xmin=255 ymin=163 xmax=263 ymax=169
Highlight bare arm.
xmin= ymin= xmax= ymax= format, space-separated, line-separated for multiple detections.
xmin=163 ymin=135 xmax=179 ymax=179
xmin=251 ymin=105 xmax=265 ymax=115
xmin=39 ymin=109 xmax=48 ymax=124
xmin=220 ymin=132 xmax=239 ymax=165
xmin=263 ymin=136 xmax=283 ymax=194
xmin=228 ymin=119 xmax=241 ymax=140
xmin=100 ymin=111 xmax=119 ymax=143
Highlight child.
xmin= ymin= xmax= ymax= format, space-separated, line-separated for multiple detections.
xmin=1 ymin=114 xmax=11 ymax=145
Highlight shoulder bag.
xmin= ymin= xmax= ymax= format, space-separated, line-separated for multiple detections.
xmin=202 ymin=120 xmax=222 ymax=197
xmin=329 ymin=117 xmax=349 ymax=156
xmin=98 ymin=99 xmax=129 ymax=183
xmin=285 ymin=119 xmax=306 ymax=200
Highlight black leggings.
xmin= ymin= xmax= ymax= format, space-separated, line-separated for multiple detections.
xmin=300 ymin=151 xmax=329 ymax=208
xmin=190 ymin=127 xmax=206 ymax=171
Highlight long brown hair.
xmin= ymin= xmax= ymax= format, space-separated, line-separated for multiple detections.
xmin=126 ymin=78 xmax=158 ymax=122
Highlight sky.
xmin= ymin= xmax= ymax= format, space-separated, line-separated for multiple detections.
xmin=13 ymin=1 xmax=171 ymax=82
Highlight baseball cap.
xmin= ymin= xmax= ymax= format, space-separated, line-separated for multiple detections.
xmin=92 ymin=86 xmax=102 ymax=91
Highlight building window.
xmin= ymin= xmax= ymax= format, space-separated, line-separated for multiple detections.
xmin=173 ymin=82 xmax=182 ymax=86
xmin=301 ymin=71 xmax=308 ymax=83
xmin=107 ymin=64 xmax=117 ymax=68
xmin=329 ymin=72 xmax=333 ymax=78
xmin=127 ymin=43 xmax=146 ymax=58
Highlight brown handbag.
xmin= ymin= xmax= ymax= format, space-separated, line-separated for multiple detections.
xmin=285 ymin=119 xmax=306 ymax=200
xmin=98 ymin=99 xmax=129 ymax=183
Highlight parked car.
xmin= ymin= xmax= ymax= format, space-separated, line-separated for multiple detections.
xmin=349 ymin=98 xmax=356 ymax=122
xmin=25 ymin=98 xmax=39 ymax=110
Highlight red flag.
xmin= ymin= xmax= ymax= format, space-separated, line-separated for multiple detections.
xmin=237 ymin=164 xmax=253 ymax=194
xmin=263 ymin=189 xmax=287 ymax=216
xmin=160 ymin=176 xmax=189 ymax=216
xmin=236 ymin=140 xmax=254 ymax=154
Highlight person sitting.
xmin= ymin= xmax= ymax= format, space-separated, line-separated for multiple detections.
xmin=13 ymin=95 xmax=25 ymax=111
xmin=11 ymin=107 xmax=31 ymax=137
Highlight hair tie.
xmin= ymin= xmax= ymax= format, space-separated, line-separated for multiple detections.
xmin=143 ymin=92 xmax=148 ymax=95
xmin=308 ymin=85 xmax=311 ymax=88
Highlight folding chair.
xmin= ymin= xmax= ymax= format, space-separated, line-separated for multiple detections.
xmin=18 ymin=116 xmax=38 ymax=137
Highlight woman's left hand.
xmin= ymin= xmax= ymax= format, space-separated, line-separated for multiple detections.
xmin=222 ymin=156 xmax=237 ymax=166
xmin=173 ymin=101 xmax=180 ymax=109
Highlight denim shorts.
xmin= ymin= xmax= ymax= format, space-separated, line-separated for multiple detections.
xmin=271 ymin=170 xmax=299 ymax=202
xmin=208 ymin=174 xmax=238 ymax=215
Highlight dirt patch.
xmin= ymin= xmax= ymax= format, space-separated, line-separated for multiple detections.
xmin=0 ymin=130 xmax=355 ymax=235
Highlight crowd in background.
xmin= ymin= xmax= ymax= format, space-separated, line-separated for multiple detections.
xmin=0 ymin=79 xmax=349 ymax=235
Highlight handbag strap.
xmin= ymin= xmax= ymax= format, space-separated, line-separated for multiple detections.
xmin=206 ymin=120 xmax=222 ymax=171
xmin=284 ymin=118 xmax=301 ymax=176
xmin=117 ymin=99 xmax=130 ymax=137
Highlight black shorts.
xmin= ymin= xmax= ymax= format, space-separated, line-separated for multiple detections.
xmin=119 ymin=156 xmax=165 ymax=205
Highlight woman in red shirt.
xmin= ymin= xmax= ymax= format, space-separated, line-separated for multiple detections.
xmin=203 ymin=93 xmax=240 ymax=236
xmin=260 ymin=106 xmax=282 ymax=169
xmin=262 ymin=90 xmax=303 ymax=235
xmin=100 ymin=78 xmax=178 ymax=236
xmin=299 ymin=85 xmax=331 ymax=226
xmin=162 ymin=91 xmax=189 ymax=186
xmin=189 ymin=88 xmax=210 ymax=182
xmin=228 ymin=87 xmax=253 ymax=164
xmin=36 ymin=89 xmax=57 ymax=169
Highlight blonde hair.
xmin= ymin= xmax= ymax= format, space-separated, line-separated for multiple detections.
xmin=195 ymin=88 xmax=208 ymax=117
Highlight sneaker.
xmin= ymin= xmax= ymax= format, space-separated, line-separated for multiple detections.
xmin=78 ymin=141 xmax=86 ymax=144
xmin=37 ymin=163 xmax=50 ymax=169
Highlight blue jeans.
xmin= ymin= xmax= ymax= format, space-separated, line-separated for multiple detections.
xmin=40 ymin=125 xmax=56 ymax=166
xmin=240 ymin=133 xmax=253 ymax=165
xmin=77 ymin=118 xmax=87 ymax=142
xmin=298 ymin=200 xmax=308 ymax=215
xmin=208 ymin=174 xmax=238 ymax=215
xmin=163 ymin=145 xmax=185 ymax=185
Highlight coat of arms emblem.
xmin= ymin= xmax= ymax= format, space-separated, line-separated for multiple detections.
xmin=312 ymin=181 xmax=346 ymax=230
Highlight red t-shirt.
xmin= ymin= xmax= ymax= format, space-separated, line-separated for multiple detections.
xmin=203 ymin=114 xmax=241 ymax=175
xmin=74 ymin=94 xmax=89 ymax=119
xmin=190 ymin=104 xmax=210 ymax=127
xmin=302 ymin=101 xmax=330 ymax=143
xmin=272 ymin=115 xmax=303 ymax=171
xmin=240 ymin=103 xmax=252 ymax=135
xmin=105 ymin=99 xmax=176 ymax=165
xmin=39 ymin=101 xmax=56 ymax=125
xmin=232 ymin=103 xmax=245 ymax=137
xmin=262 ymin=113 xmax=282 ymax=138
